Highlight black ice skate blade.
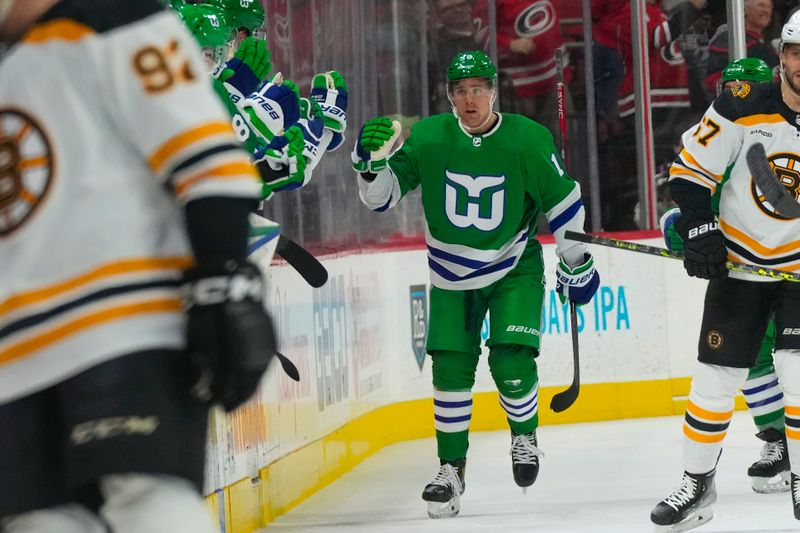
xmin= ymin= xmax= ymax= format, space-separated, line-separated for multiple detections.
xmin=653 ymin=505 xmax=713 ymax=533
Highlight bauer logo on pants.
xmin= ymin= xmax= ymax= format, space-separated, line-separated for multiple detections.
xmin=409 ymin=284 xmax=428 ymax=371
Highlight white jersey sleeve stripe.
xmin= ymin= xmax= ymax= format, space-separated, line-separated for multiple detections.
xmin=148 ymin=121 xmax=238 ymax=176
xmin=669 ymin=164 xmax=717 ymax=193
xmin=678 ymin=149 xmax=722 ymax=182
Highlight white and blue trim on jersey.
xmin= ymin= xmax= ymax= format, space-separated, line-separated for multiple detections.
xmin=546 ymin=182 xmax=588 ymax=267
xmin=426 ymin=226 xmax=530 ymax=290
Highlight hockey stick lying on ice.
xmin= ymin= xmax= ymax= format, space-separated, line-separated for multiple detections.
xmin=747 ymin=143 xmax=800 ymax=219
xmin=549 ymin=46 xmax=581 ymax=413
xmin=564 ymin=230 xmax=800 ymax=282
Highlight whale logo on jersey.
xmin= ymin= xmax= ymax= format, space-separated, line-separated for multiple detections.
xmin=750 ymin=152 xmax=800 ymax=221
xmin=444 ymin=170 xmax=505 ymax=231
xmin=514 ymin=0 xmax=556 ymax=38
xmin=0 ymin=109 xmax=54 ymax=237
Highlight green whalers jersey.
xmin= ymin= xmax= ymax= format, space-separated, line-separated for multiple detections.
xmin=387 ymin=113 xmax=579 ymax=290
xmin=212 ymin=77 xmax=265 ymax=154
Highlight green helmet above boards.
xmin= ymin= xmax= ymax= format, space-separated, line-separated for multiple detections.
xmin=174 ymin=3 xmax=233 ymax=49
xmin=447 ymin=51 xmax=497 ymax=83
xmin=721 ymin=57 xmax=773 ymax=84
xmin=206 ymin=0 xmax=265 ymax=32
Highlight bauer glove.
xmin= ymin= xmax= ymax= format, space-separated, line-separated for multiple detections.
xmin=352 ymin=117 xmax=402 ymax=173
xmin=253 ymin=125 xmax=307 ymax=199
xmin=242 ymin=73 xmax=301 ymax=145
xmin=555 ymin=252 xmax=600 ymax=305
xmin=675 ymin=210 xmax=728 ymax=279
xmin=659 ymin=207 xmax=684 ymax=252
xmin=310 ymin=70 xmax=348 ymax=150
xmin=184 ymin=259 xmax=277 ymax=412
xmin=217 ymin=37 xmax=272 ymax=103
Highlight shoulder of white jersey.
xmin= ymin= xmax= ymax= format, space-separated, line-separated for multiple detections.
xmin=29 ymin=0 xmax=164 ymax=37
xmin=711 ymin=81 xmax=780 ymax=124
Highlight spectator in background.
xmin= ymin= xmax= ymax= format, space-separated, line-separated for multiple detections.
xmin=593 ymin=0 xmax=707 ymax=140
xmin=592 ymin=0 xmax=629 ymax=140
xmin=427 ymin=0 xmax=478 ymax=114
xmin=473 ymin=0 xmax=566 ymax=135
xmin=596 ymin=0 xmax=704 ymax=230
xmin=704 ymin=0 xmax=778 ymax=94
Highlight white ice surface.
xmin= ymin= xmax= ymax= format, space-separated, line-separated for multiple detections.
xmin=264 ymin=412 xmax=800 ymax=532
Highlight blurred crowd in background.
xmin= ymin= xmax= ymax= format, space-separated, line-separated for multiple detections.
xmin=250 ymin=0 xmax=797 ymax=251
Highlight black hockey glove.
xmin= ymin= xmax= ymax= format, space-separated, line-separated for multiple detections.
xmin=674 ymin=210 xmax=728 ymax=279
xmin=183 ymin=259 xmax=277 ymax=412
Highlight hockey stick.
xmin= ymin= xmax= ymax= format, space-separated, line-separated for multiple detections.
xmin=550 ymin=302 xmax=580 ymax=413
xmin=275 ymin=235 xmax=328 ymax=288
xmin=549 ymin=47 xmax=581 ymax=413
xmin=564 ymin=230 xmax=800 ymax=282
xmin=248 ymin=226 xmax=329 ymax=288
xmin=555 ymin=47 xmax=568 ymax=165
xmin=746 ymin=143 xmax=800 ymax=218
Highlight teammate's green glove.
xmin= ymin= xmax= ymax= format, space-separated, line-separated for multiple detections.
xmin=257 ymin=125 xmax=307 ymax=200
xmin=351 ymin=117 xmax=402 ymax=173
xmin=217 ymin=37 xmax=271 ymax=102
xmin=310 ymin=70 xmax=348 ymax=133
xmin=659 ymin=207 xmax=685 ymax=252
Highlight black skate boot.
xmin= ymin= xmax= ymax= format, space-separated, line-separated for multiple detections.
xmin=748 ymin=428 xmax=790 ymax=493
xmin=422 ymin=458 xmax=466 ymax=519
xmin=792 ymin=473 xmax=800 ymax=520
xmin=651 ymin=470 xmax=716 ymax=532
xmin=510 ymin=430 xmax=545 ymax=493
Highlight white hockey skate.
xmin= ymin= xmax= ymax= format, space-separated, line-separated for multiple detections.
xmin=421 ymin=459 xmax=465 ymax=519
xmin=748 ymin=429 xmax=790 ymax=493
xmin=651 ymin=470 xmax=716 ymax=533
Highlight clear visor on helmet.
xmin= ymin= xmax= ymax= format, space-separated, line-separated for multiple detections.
xmin=201 ymin=46 xmax=228 ymax=71
xmin=446 ymin=77 xmax=496 ymax=99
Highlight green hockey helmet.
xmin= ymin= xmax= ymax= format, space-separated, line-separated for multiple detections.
xmin=721 ymin=57 xmax=773 ymax=84
xmin=447 ymin=50 xmax=497 ymax=83
xmin=206 ymin=0 xmax=265 ymax=32
xmin=174 ymin=3 xmax=233 ymax=49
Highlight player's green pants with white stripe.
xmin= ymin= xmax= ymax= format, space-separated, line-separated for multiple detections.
xmin=426 ymin=247 xmax=545 ymax=461
xmin=743 ymin=321 xmax=785 ymax=433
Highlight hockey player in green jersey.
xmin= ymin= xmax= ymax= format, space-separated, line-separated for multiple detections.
xmin=352 ymin=51 xmax=600 ymax=518
xmin=660 ymin=57 xmax=789 ymax=497
xmin=173 ymin=2 xmax=348 ymax=201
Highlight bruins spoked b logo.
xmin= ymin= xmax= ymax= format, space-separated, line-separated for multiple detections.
xmin=707 ymin=330 xmax=724 ymax=350
xmin=750 ymin=152 xmax=800 ymax=220
xmin=0 ymin=109 xmax=53 ymax=236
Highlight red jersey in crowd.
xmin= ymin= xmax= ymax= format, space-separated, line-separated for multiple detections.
xmin=473 ymin=0 xmax=564 ymax=98
xmin=594 ymin=2 xmax=689 ymax=117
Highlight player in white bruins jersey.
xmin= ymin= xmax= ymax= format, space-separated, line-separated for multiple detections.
xmin=650 ymin=13 xmax=800 ymax=533
xmin=0 ymin=1 xmax=276 ymax=532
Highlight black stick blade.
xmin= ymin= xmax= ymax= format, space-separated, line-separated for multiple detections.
xmin=275 ymin=351 xmax=300 ymax=381
xmin=275 ymin=235 xmax=328 ymax=288
xmin=746 ymin=143 xmax=800 ymax=218
xmin=550 ymin=383 xmax=579 ymax=413
xmin=550 ymin=302 xmax=581 ymax=413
